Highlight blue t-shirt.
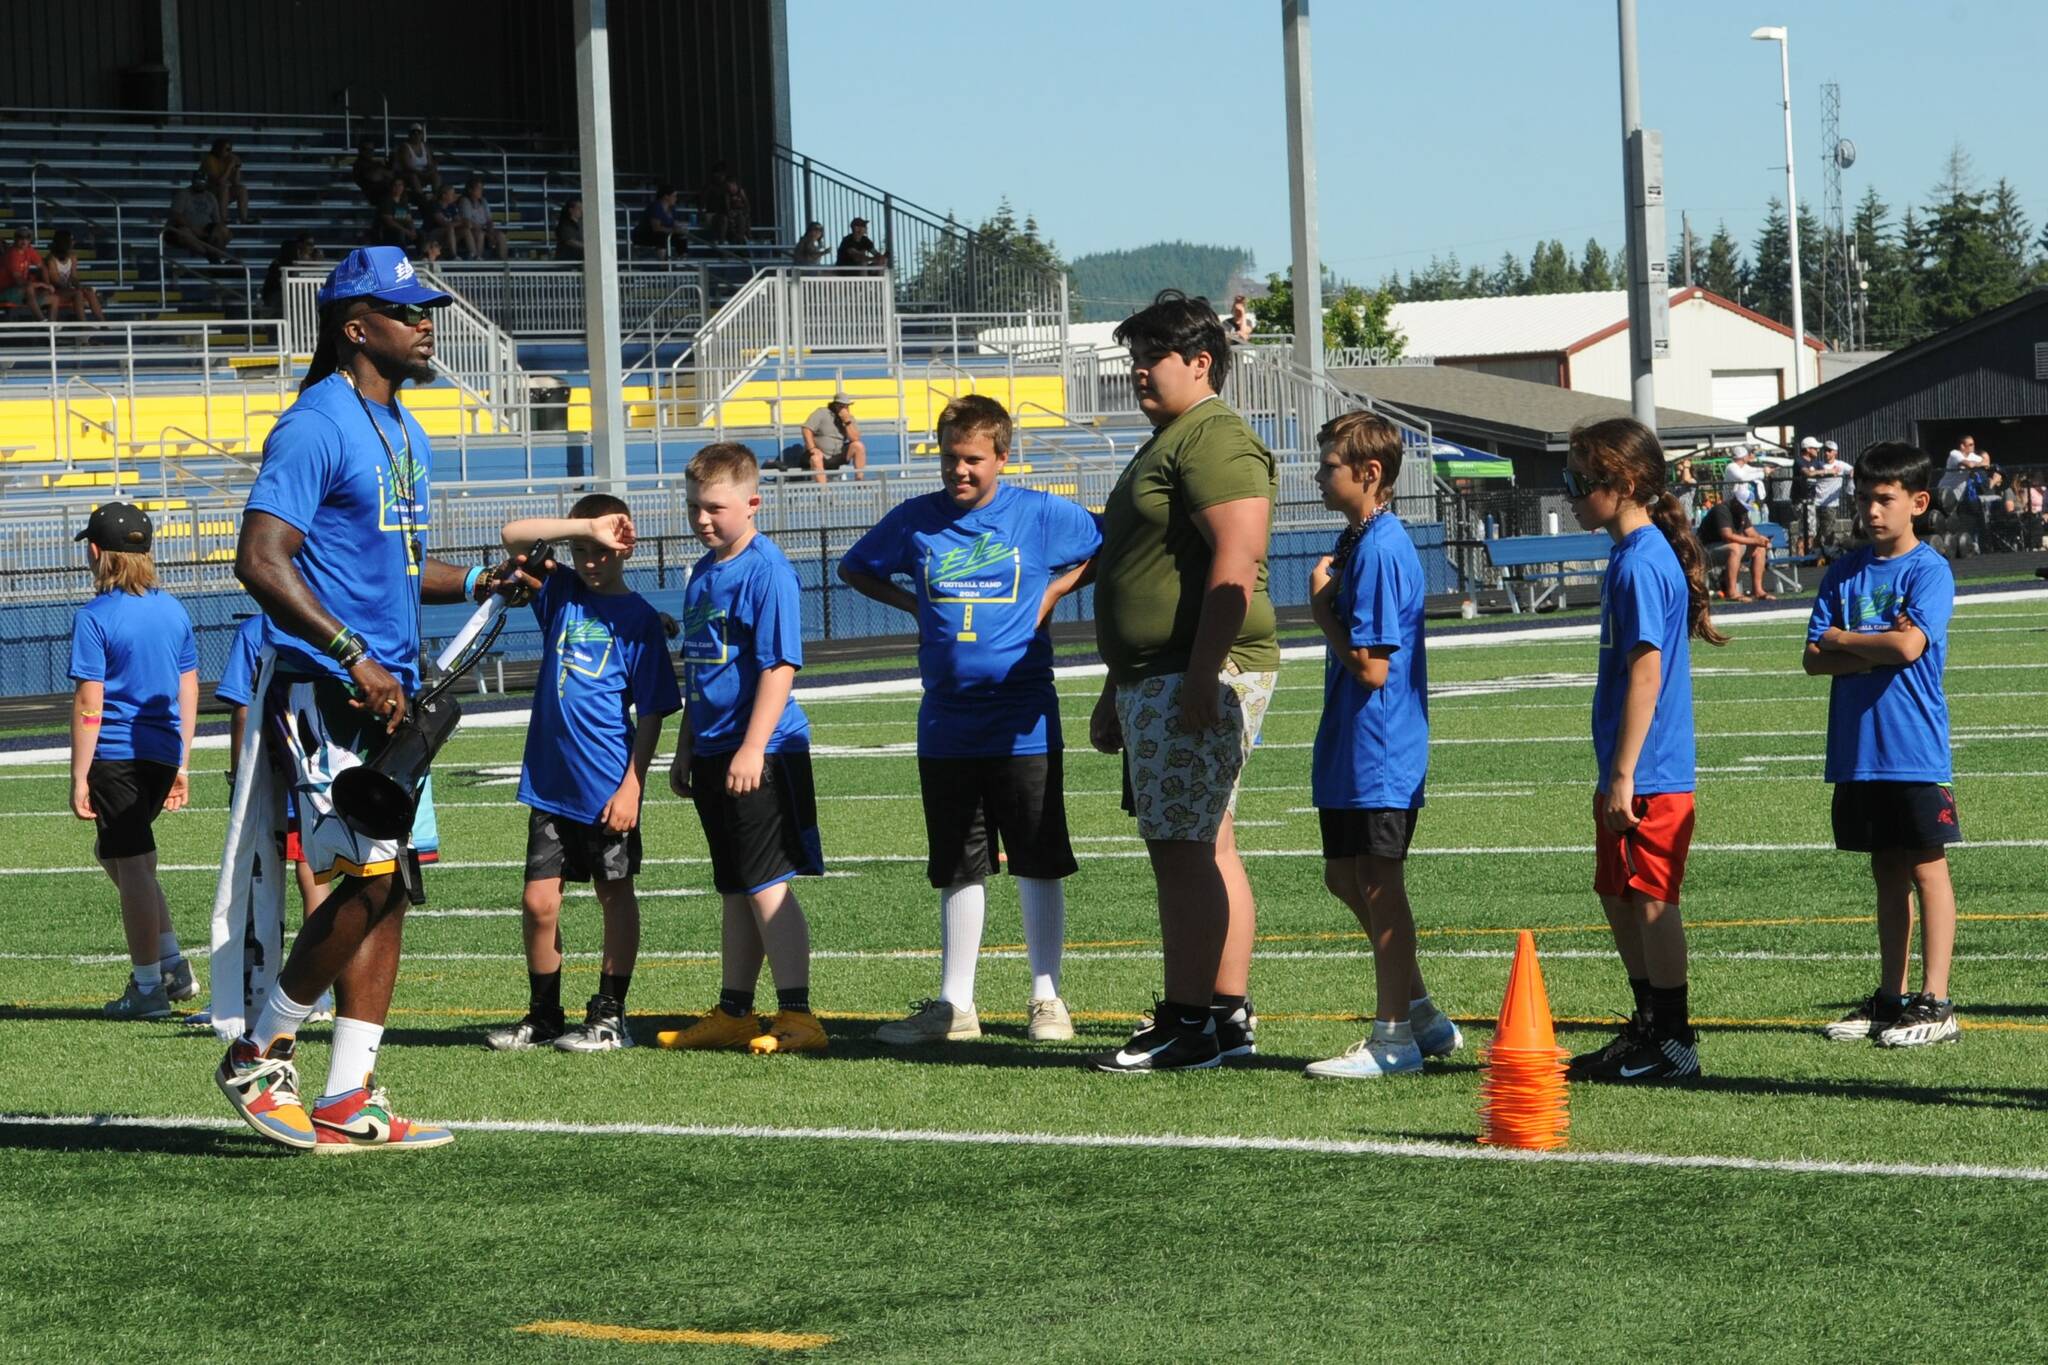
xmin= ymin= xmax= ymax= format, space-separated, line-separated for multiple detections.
xmin=680 ymin=534 xmax=809 ymax=755
xmin=68 ymin=588 xmax=197 ymax=766
xmin=841 ymin=484 xmax=1102 ymax=757
xmin=1806 ymin=541 xmax=1954 ymax=783
xmin=1312 ymin=513 xmax=1429 ymax=811
xmin=244 ymin=371 xmax=430 ymax=690
xmin=519 ymin=572 xmax=684 ymax=824
xmin=1591 ymin=525 xmax=1694 ymax=795
xmin=216 ymin=614 xmax=266 ymax=708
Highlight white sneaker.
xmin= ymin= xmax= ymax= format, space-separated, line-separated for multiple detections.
xmin=1027 ymin=996 xmax=1074 ymax=1042
xmin=875 ymin=998 xmax=980 ymax=1045
xmin=1305 ymin=1035 xmax=1425 ymax=1079
xmin=1413 ymin=1009 xmax=1464 ymax=1058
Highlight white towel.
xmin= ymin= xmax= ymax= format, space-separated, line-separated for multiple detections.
xmin=207 ymin=647 xmax=286 ymax=1043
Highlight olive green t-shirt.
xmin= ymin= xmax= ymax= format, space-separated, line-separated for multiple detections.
xmin=1093 ymin=396 xmax=1279 ymax=684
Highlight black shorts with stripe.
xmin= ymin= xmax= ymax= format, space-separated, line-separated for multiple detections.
xmin=689 ymin=748 xmax=824 ymax=895
xmin=918 ymin=752 xmax=1078 ymax=889
xmin=1831 ymin=781 xmax=1961 ymax=853
xmin=89 ymin=758 xmax=178 ymax=859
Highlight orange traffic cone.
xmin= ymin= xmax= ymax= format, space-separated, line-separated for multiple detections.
xmin=1478 ymin=930 xmax=1570 ymax=1151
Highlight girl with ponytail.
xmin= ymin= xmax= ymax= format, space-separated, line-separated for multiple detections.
xmin=1560 ymin=417 xmax=1728 ymax=1085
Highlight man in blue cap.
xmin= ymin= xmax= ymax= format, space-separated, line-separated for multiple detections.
xmin=214 ymin=246 xmax=500 ymax=1153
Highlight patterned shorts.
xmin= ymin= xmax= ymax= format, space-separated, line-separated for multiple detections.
xmin=1116 ymin=667 xmax=1279 ymax=843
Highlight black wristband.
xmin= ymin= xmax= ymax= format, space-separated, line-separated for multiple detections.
xmin=327 ymin=627 xmax=367 ymax=669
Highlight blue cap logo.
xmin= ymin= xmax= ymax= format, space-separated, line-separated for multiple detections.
xmin=315 ymin=246 xmax=453 ymax=309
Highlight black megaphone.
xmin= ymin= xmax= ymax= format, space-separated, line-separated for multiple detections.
xmin=331 ymin=689 xmax=462 ymax=840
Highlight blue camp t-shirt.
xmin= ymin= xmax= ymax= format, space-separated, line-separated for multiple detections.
xmin=680 ymin=534 xmax=809 ymax=755
xmin=841 ymin=484 xmax=1102 ymax=757
xmin=1806 ymin=541 xmax=1954 ymax=783
xmin=519 ymin=571 xmax=683 ymax=825
xmin=68 ymin=588 xmax=198 ymax=766
xmin=215 ymin=614 xmax=266 ymax=708
xmin=1312 ymin=513 xmax=1429 ymax=811
xmin=244 ymin=371 xmax=429 ymax=690
xmin=1591 ymin=524 xmax=1694 ymax=795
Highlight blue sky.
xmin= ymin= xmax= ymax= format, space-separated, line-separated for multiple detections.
xmin=789 ymin=1 xmax=2044 ymax=291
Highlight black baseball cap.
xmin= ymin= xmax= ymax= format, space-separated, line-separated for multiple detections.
xmin=75 ymin=501 xmax=153 ymax=551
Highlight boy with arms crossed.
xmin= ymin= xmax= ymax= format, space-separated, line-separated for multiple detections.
xmin=660 ymin=444 xmax=827 ymax=1055
xmin=486 ymin=496 xmax=680 ymax=1053
xmin=839 ymin=396 xmax=1100 ymax=1044
xmin=1806 ymin=443 xmax=1963 ymax=1047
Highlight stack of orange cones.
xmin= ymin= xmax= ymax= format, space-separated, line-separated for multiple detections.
xmin=1477 ymin=929 xmax=1570 ymax=1151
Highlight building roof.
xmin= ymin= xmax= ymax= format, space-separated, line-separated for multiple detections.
xmin=1332 ymin=364 xmax=1748 ymax=451
xmin=1750 ymin=287 xmax=2048 ymax=426
xmin=1389 ymin=287 xmax=1823 ymax=359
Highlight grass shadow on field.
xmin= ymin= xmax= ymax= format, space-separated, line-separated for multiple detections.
xmin=1962 ymin=1003 xmax=2048 ymax=1019
xmin=0 ymin=1006 xmax=125 ymax=1023
xmin=0 ymin=1119 xmax=281 ymax=1160
xmin=1678 ymin=1074 xmax=2048 ymax=1113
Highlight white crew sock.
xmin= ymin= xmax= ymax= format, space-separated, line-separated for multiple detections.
xmin=323 ymin=1017 xmax=385 ymax=1099
xmin=938 ymin=880 xmax=986 ymax=1009
xmin=132 ymin=961 xmax=164 ymax=993
xmin=157 ymin=931 xmax=184 ymax=966
xmin=249 ymin=982 xmax=316 ymax=1050
xmin=1017 ymin=876 xmax=1066 ymax=1000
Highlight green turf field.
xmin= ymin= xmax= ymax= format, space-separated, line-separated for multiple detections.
xmin=3 ymin=596 xmax=2045 ymax=1361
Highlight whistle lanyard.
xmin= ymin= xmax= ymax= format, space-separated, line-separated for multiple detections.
xmin=344 ymin=372 xmax=421 ymax=572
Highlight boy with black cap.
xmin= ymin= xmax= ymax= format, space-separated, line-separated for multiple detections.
xmin=68 ymin=502 xmax=200 ymax=1019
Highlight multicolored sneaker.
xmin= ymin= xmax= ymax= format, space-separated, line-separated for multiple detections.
xmin=161 ymin=956 xmax=199 ymax=1003
xmin=105 ymin=976 xmax=172 ymax=1021
xmin=655 ymin=1004 xmax=763 ymax=1051
xmin=309 ymin=1078 xmax=454 ymax=1154
xmin=214 ymin=1036 xmax=316 ymax=1150
xmin=750 ymin=1009 xmax=829 ymax=1054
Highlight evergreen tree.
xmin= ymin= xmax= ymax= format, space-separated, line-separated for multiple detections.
xmin=1526 ymin=239 xmax=1577 ymax=294
xmin=1919 ymin=154 xmax=2010 ymax=329
xmin=1462 ymin=262 xmax=1491 ymax=298
xmin=1795 ymin=199 xmax=1827 ymax=340
xmin=1986 ymin=177 xmax=2035 ymax=295
xmin=1067 ymin=240 xmax=1253 ymax=321
xmin=1749 ymin=198 xmax=1793 ymax=324
xmin=1669 ymin=219 xmax=1704 ymax=287
xmin=1578 ymin=238 xmax=1617 ymax=291
xmin=1489 ymin=250 xmax=1528 ymax=296
xmin=1702 ymin=222 xmax=1745 ymax=301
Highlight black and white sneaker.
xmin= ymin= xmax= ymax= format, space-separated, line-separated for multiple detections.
xmin=1822 ymin=992 xmax=1902 ymax=1043
xmin=484 ymin=1011 xmax=566 ymax=1052
xmin=1583 ymin=1030 xmax=1701 ymax=1084
xmin=1090 ymin=1011 xmax=1222 ymax=1074
xmin=1565 ymin=1013 xmax=1648 ymax=1081
xmin=1215 ymin=996 xmax=1257 ymax=1060
xmin=555 ymin=996 xmax=635 ymax=1052
xmin=1876 ymin=994 xmax=1959 ymax=1048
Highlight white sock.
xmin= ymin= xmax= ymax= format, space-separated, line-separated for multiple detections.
xmin=157 ymin=931 xmax=184 ymax=966
xmin=249 ymin=982 xmax=316 ymax=1050
xmin=323 ymin=1016 xmax=385 ymax=1098
xmin=1017 ymin=877 xmax=1066 ymax=1000
xmin=938 ymin=880 xmax=986 ymax=1009
xmin=132 ymin=961 xmax=163 ymax=993
xmin=1374 ymin=1019 xmax=1415 ymax=1046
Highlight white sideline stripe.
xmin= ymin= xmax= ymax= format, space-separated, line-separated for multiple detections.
xmin=2 ymin=1112 xmax=2043 ymax=1183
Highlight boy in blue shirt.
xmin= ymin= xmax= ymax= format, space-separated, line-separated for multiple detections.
xmin=484 ymin=495 xmax=681 ymax=1053
xmin=1804 ymin=442 xmax=1962 ymax=1047
xmin=659 ymin=443 xmax=827 ymax=1055
xmin=1300 ymin=414 xmax=1462 ymax=1078
xmin=67 ymin=502 xmax=200 ymax=1020
xmin=840 ymin=395 xmax=1101 ymax=1046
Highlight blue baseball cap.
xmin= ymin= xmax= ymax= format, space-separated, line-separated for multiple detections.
xmin=315 ymin=246 xmax=452 ymax=309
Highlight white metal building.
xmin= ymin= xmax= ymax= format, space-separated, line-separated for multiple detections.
xmin=1389 ymin=288 xmax=1823 ymax=444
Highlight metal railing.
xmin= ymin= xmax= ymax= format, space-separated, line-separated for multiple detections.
xmin=27 ymin=164 xmax=130 ymax=281
xmin=159 ymin=255 xmax=255 ymax=322
xmin=422 ymin=261 xmax=708 ymax=340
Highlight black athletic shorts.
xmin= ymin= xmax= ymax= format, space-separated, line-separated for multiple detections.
xmin=689 ymin=748 xmax=824 ymax=895
xmin=1832 ymin=781 xmax=1961 ymax=853
xmin=525 ymin=807 xmax=641 ymax=884
xmin=918 ymin=752 xmax=1079 ymax=888
xmin=1318 ymin=807 xmax=1421 ymax=861
xmin=88 ymin=758 xmax=178 ymax=860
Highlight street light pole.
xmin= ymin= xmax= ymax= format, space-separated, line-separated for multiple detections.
xmin=1752 ymin=26 xmax=1805 ymax=396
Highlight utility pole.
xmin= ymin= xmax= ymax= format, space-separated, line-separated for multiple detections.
xmin=1618 ymin=0 xmax=1665 ymax=428
xmin=1281 ymin=0 xmax=1322 ymax=379
xmin=574 ymin=0 xmax=627 ymax=487
xmin=1752 ymin=26 xmax=1805 ymax=394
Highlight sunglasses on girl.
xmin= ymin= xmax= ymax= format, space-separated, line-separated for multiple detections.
xmin=1560 ymin=468 xmax=1604 ymax=499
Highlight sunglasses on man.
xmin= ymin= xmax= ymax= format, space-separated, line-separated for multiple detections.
xmin=367 ymin=302 xmax=433 ymax=326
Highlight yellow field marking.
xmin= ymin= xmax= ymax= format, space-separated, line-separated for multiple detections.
xmin=516 ymin=1320 xmax=833 ymax=1350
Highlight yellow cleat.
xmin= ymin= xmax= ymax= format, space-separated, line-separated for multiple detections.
xmin=749 ymin=1009 xmax=829 ymax=1054
xmin=655 ymin=1006 xmax=763 ymax=1051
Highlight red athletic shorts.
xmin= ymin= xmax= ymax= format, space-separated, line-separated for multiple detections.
xmin=1592 ymin=790 xmax=1696 ymax=905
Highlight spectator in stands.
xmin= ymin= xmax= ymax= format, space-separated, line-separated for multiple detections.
xmin=43 ymin=230 xmax=105 ymax=322
xmin=457 ymin=179 xmax=509 ymax=262
xmin=163 ymin=175 xmax=233 ymax=263
xmin=1938 ymin=434 xmax=1991 ymax=507
xmin=554 ymin=197 xmax=584 ymax=262
xmin=2 ymin=227 xmax=53 ymax=320
xmin=350 ymin=138 xmax=395 ymax=205
xmin=261 ymin=234 xmax=320 ymax=316
xmin=2018 ymin=472 xmax=2048 ymax=549
xmin=1226 ymin=295 xmax=1254 ymax=343
xmin=394 ymin=123 xmax=443 ymax=199
xmin=423 ymin=185 xmax=465 ymax=259
xmin=1811 ymin=439 xmax=1854 ymax=553
xmin=1671 ymin=456 xmax=1698 ymax=517
xmin=786 ymin=393 xmax=868 ymax=485
xmin=370 ymin=178 xmax=420 ymax=252
xmin=1724 ymin=445 xmax=1769 ymax=509
xmin=792 ymin=221 xmax=828 ymax=266
xmin=836 ymin=217 xmax=887 ymax=267
xmin=200 ymin=138 xmax=253 ymax=226
xmin=633 ymin=185 xmax=686 ymax=259
xmin=715 ymin=177 xmax=752 ymax=244
xmin=698 ymin=161 xmax=734 ymax=219
xmin=1699 ymin=487 xmax=1773 ymax=602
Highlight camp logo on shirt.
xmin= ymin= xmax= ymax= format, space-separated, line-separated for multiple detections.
xmin=374 ymin=450 xmax=430 ymax=573
xmin=1844 ymin=582 xmax=1906 ymax=631
xmin=926 ymin=535 xmax=1020 ymax=604
xmin=679 ymin=600 xmax=730 ymax=665
xmin=556 ymin=616 xmax=616 ymax=698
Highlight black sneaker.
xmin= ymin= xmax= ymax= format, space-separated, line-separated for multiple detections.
xmin=1090 ymin=1011 xmax=1222 ymax=1073
xmin=555 ymin=995 xmax=635 ymax=1053
xmin=1565 ymin=1013 xmax=1648 ymax=1081
xmin=1215 ymin=996 xmax=1257 ymax=1061
xmin=1822 ymin=991 xmax=1902 ymax=1043
xmin=1582 ymin=1029 xmax=1701 ymax=1084
xmin=483 ymin=1011 xmax=566 ymax=1052
xmin=1876 ymin=994 xmax=1959 ymax=1048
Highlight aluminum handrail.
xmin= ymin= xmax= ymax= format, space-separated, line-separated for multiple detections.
xmin=28 ymin=163 xmax=128 ymax=278
xmin=60 ymin=375 xmax=122 ymax=473
xmin=159 ymin=252 xmax=255 ymax=323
